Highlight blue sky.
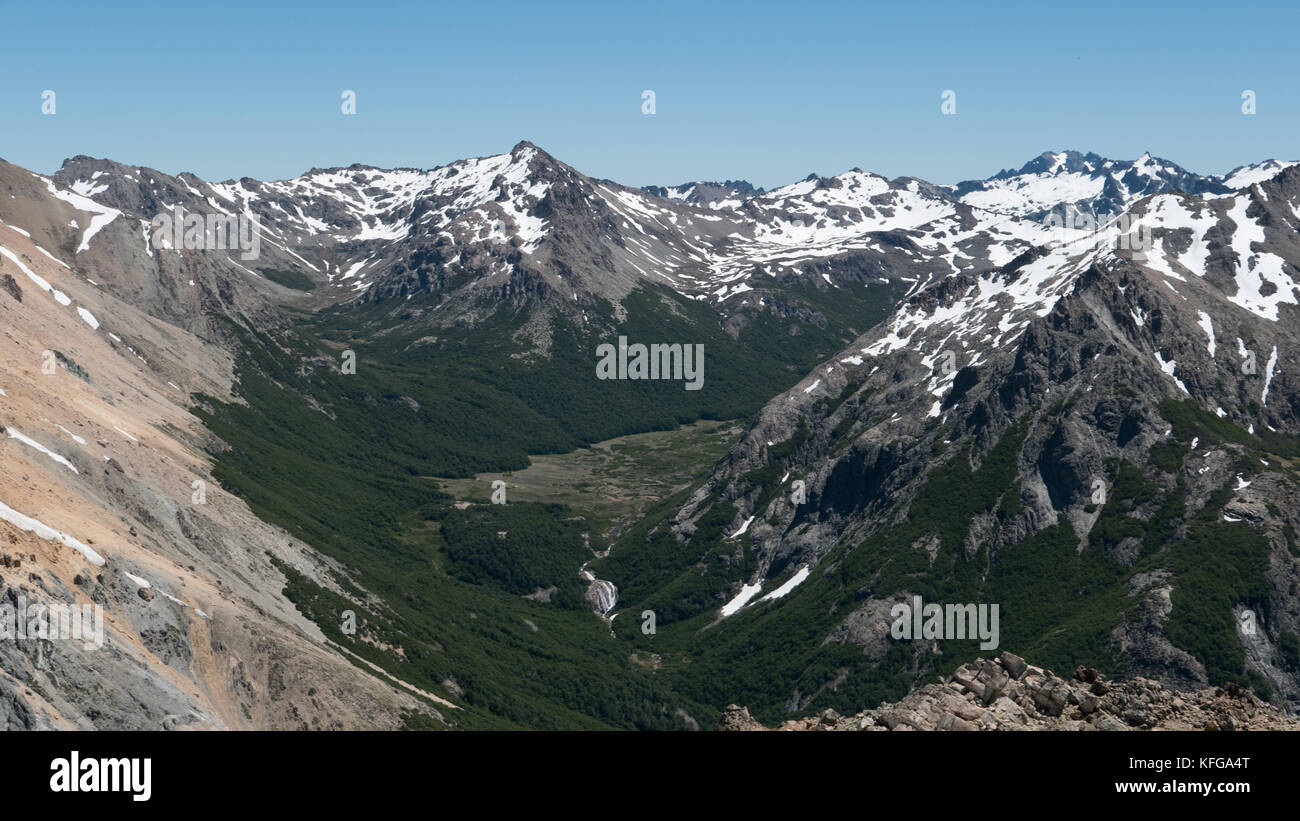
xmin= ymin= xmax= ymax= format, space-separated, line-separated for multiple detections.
xmin=1 ymin=0 xmax=1296 ymax=188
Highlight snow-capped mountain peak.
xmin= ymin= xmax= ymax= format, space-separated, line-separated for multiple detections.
xmin=1218 ymin=158 xmax=1300 ymax=190
xmin=19 ymin=145 xmax=1300 ymax=344
xmin=950 ymin=150 xmax=1235 ymax=222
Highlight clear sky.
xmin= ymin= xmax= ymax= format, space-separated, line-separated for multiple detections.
xmin=1 ymin=0 xmax=1296 ymax=188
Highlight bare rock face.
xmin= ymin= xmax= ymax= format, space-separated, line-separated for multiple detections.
xmin=0 ymin=202 xmax=447 ymax=730
xmin=0 ymin=273 xmax=21 ymax=302
xmin=716 ymin=704 xmax=764 ymax=731
xmin=722 ymin=653 xmax=1300 ymax=731
xmin=674 ymin=165 xmax=1300 ymax=715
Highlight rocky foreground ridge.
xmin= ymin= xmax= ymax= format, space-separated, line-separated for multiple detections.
xmin=718 ymin=653 xmax=1300 ymax=731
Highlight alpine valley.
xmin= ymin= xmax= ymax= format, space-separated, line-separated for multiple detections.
xmin=2 ymin=142 xmax=1300 ymax=729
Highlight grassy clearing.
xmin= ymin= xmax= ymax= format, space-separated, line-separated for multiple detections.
xmin=438 ymin=419 xmax=742 ymax=540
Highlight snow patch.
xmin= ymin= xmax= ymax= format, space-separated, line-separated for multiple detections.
xmin=6 ymin=428 xmax=78 ymax=473
xmin=720 ymin=582 xmax=763 ymax=617
xmin=730 ymin=515 xmax=756 ymax=539
xmin=0 ymin=500 xmax=104 ymax=565
xmin=760 ymin=566 xmax=810 ymax=602
xmin=1154 ymin=352 xmax=1189 ymax=394
xmin=1196 ymin=311 xmax=1215 ymax=358
xmin=1261 ymin=345 xmax=1278 ymax=405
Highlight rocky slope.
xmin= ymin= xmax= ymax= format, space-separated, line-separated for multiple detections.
xmin=718 ymin=652 xmax=1300 ymax=730
xmin=5 ymin=142 xmax=1300 ymax=729
xmin=0 ymin=209 xmax=450 ymax=729
xmin=603 ymin=163 xmax=1300 ymax=721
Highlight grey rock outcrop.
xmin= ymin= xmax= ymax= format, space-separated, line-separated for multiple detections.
xmin=724 ymin=653 xmax=1300 ymax=731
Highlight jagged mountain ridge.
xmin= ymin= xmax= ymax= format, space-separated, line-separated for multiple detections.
xmin=30 ymin=145 xmax=1290 ymax=345
xmin=42 ymin=143 xmax=1064 ymax=328
xmin=599 ymin=164 xmax=1300 ymax=721
xmin=4 ymin=143 xmax=1300 ymax=729
xmin=948 ymin=150 xmax=1295 ymax=222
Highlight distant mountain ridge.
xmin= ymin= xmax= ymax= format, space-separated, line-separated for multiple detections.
xmin=598 ymin=162 xmax=1300 ymax=722
xmin=11 ymin=145 xmax=1285 ymax=360
xmin=947 ymin=150 xmax=1294 ymax=222
xmin=4 ymin=142 xmax=1300 ymax=729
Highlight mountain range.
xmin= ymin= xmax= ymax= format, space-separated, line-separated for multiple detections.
xmin=2 ymin=143 xmax=1299 ymax=729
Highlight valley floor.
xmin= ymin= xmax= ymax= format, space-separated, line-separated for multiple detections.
xmin=437 ymin=419 xmax=743 ymax=543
